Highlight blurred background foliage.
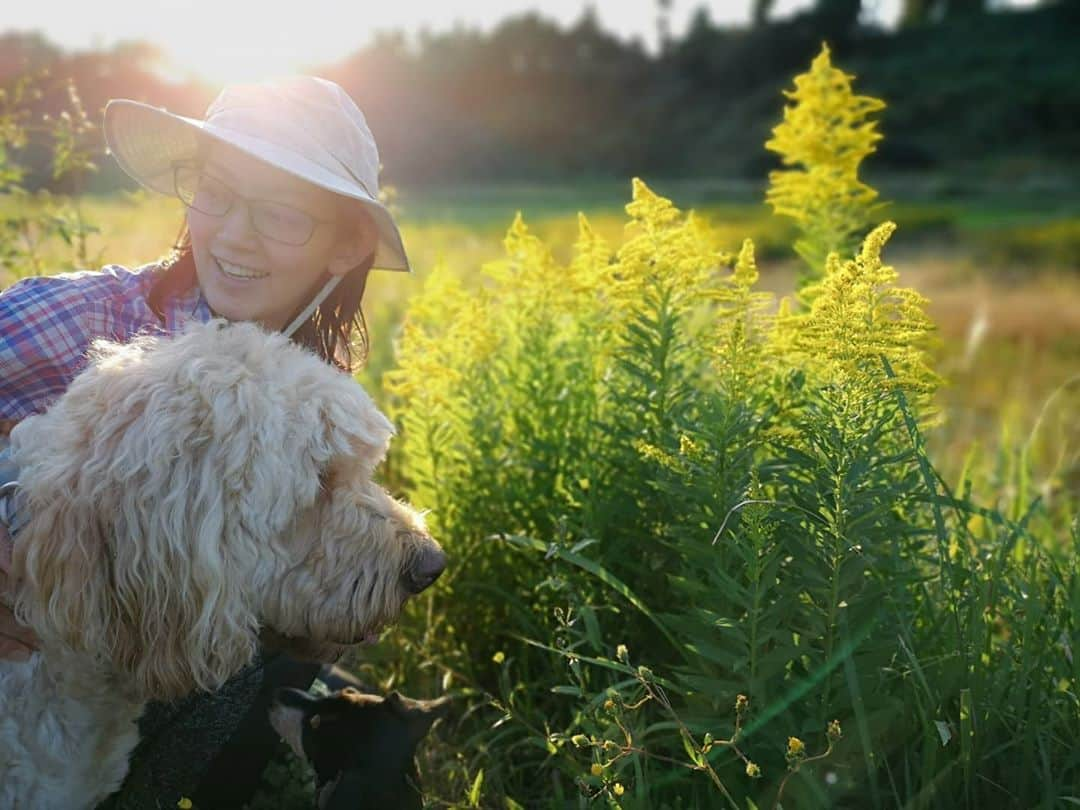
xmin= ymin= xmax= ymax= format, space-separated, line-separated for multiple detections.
xmin=0 ymin=1 xmax=1077 ymax=188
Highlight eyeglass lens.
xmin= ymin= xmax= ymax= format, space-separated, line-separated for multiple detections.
xmin=174 ymin=166 xmax=317 ymax=246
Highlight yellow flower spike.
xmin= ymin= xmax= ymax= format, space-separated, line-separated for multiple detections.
xmin=795 ymin=221 xmax=941 ymax=416
xmin=626 ymin=178 xmax=681 ymax=229
xmin=613 ymin=782 xmax=625 ymax=796
xmin=571 ymin=212 xmax=613 ymax=287
xmin=591 ymin=762 xmax=604 ymax=777
xmin=746 ymin=761 xmax=762 ymax=778
xmin=678 ymin=434 xmax=699 ymax=457
xmin=732 ymin=238 xmax=758 ymax=289
xmin=766 ymin=42 xmax=886 ymax=286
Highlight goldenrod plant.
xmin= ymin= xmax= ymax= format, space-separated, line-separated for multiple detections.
xmin=378 ymin=55 xmax=1078 ymax=802
xmin=766 ymin=44 xmax=885 ymax=290
xmin=797 ymin=221 xmax=941 ymax=416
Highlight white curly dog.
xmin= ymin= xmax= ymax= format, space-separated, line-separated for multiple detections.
xmin=0 ymin=320 xmax=445 ymax=809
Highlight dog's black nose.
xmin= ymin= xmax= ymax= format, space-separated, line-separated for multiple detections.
xmin=405 ymin=545 xmax=447 ymax=594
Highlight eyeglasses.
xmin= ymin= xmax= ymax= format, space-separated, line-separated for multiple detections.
xmin=173 ymin=163 xmax=336 ymax=246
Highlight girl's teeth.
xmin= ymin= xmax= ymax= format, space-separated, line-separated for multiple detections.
xmin=217 ymin=257 xmax=267 ymax=279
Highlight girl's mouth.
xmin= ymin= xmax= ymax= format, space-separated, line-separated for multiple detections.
xmin=214 ymin=255 xmax=269 ymax=281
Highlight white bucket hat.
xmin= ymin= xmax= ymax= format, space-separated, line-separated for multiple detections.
xmin=104 ymin=76 xmax=409 ymax=275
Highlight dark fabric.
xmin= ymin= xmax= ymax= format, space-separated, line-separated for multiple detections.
xmin=193 ymin=656 xmax=322 ymax=809
xmin=96 ymin=651 xmax=322 ymax=810
xmin=97 ymin=652 xmax=272 ymax=810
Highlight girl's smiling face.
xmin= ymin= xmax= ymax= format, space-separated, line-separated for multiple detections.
xmin=186 ymin=140 xmax=373 ymax=330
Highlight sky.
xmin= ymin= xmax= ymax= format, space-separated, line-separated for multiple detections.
xmin=3 ymin=0 xmax=1036 ymax=86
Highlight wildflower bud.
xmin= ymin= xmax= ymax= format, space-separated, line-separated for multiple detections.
xmin=571 ymin=734 xmax=590 ymax=748
xmin=827 ymin=719 xmax=842 ymax=741
xmin=591 ymin=762 xmax=604 ymax=777
xmin=746 ymin=761 xmax=761 ymax=778
xmin=492 ymin=651 xmax=505 ymax=664
xmin=177 ymin=800 xmax=194 ymax=810
xmin=604 ymin=699 xmax=616 ymax=713
xmin=604 ymin=740 xmax=619 ymax=751
xmin=616 ymin=644 xmax=629 ymax=662
xmin=786 ymin=736 xmax=806 ymax=763
xmin=613 ymin=782 xmax=625 ymax=796
xmin=636 ymin=665 xmax=653 ymax=681
xmin=735 ymin=694 xmax=749 ymax=715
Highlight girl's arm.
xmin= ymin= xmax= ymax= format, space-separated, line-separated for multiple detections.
xmin=0 ymin=273 xmax=95 ymax=421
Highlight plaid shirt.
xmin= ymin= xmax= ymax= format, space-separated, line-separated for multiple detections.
xmin=0 ymin=263 xmax=212 ymax=421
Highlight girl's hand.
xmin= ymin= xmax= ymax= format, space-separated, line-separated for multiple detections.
xmin=0 ymin=523 xmax=38 ymax=661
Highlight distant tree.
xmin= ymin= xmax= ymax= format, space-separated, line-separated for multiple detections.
xmin=576 ymin=3 xmax=602 ymax=33
xmin=901 ymin=0 xmax=986 ymax=24
xmin=812 ymin=0 xmax=863 ymax=40
xmin=657 ymin=0 xmax=674 ymax=54
xmin=0 ymin=31 xmax=62 ymax=81
xmin=686 ymin=6 xmax=713 ymax=39
xmin=752 ymin=0 xmax=777 ymax=27
xmin=899 ymin=0 xmax=932 ymax=26
xmin=939 ymin=0 xmax=986 ymax=17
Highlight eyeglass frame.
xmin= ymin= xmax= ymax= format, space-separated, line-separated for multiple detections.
xmin=171 ymin=160 xmax=339 ymax=247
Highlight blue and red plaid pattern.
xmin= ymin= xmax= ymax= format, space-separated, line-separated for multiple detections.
xmin=0 ymin=263 xmax=212 ymax=421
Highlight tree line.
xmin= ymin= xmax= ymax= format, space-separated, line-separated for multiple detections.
xmin=1 ymin=0 xmax=1076 ymax=189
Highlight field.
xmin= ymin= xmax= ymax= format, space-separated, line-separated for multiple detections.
xmin=8 ymin=181 xmax=1076 ymax=487
xmin=2 ymin=173 xmax=1079 ymax=808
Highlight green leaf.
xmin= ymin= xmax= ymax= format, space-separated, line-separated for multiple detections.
xmin=468 ymin=768 xmax=484 ymax=807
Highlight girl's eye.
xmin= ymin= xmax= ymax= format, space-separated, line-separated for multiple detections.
xmin=258 ymin=204 xmax=312 ymax=235
xmin=264 ymin=204 xmax=302 ymax=225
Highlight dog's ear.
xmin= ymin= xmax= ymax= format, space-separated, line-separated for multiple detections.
xmin=386 ymin=692 xmax=452 ymax=742
xmin=12 ymin=331 xmax=264 ymax=699
xmin=13 ymin=426 xmax=261 ymax=698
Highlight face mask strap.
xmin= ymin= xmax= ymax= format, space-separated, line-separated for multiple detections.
xmin=281 ymin=275 xmax=343 ymax=339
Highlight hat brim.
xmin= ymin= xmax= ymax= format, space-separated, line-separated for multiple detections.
xmin=104 ymin=99 xmax=410 ymax=272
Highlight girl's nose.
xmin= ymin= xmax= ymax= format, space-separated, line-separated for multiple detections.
xmin=219 ymin=198 xmax=260 ymax=244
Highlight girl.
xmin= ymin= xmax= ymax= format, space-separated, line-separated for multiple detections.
xmin=0 ymin=75 xmax=411 ymax=806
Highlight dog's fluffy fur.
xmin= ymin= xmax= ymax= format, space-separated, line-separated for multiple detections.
xmin=0 ymin=321 xmax=441 ymax=809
